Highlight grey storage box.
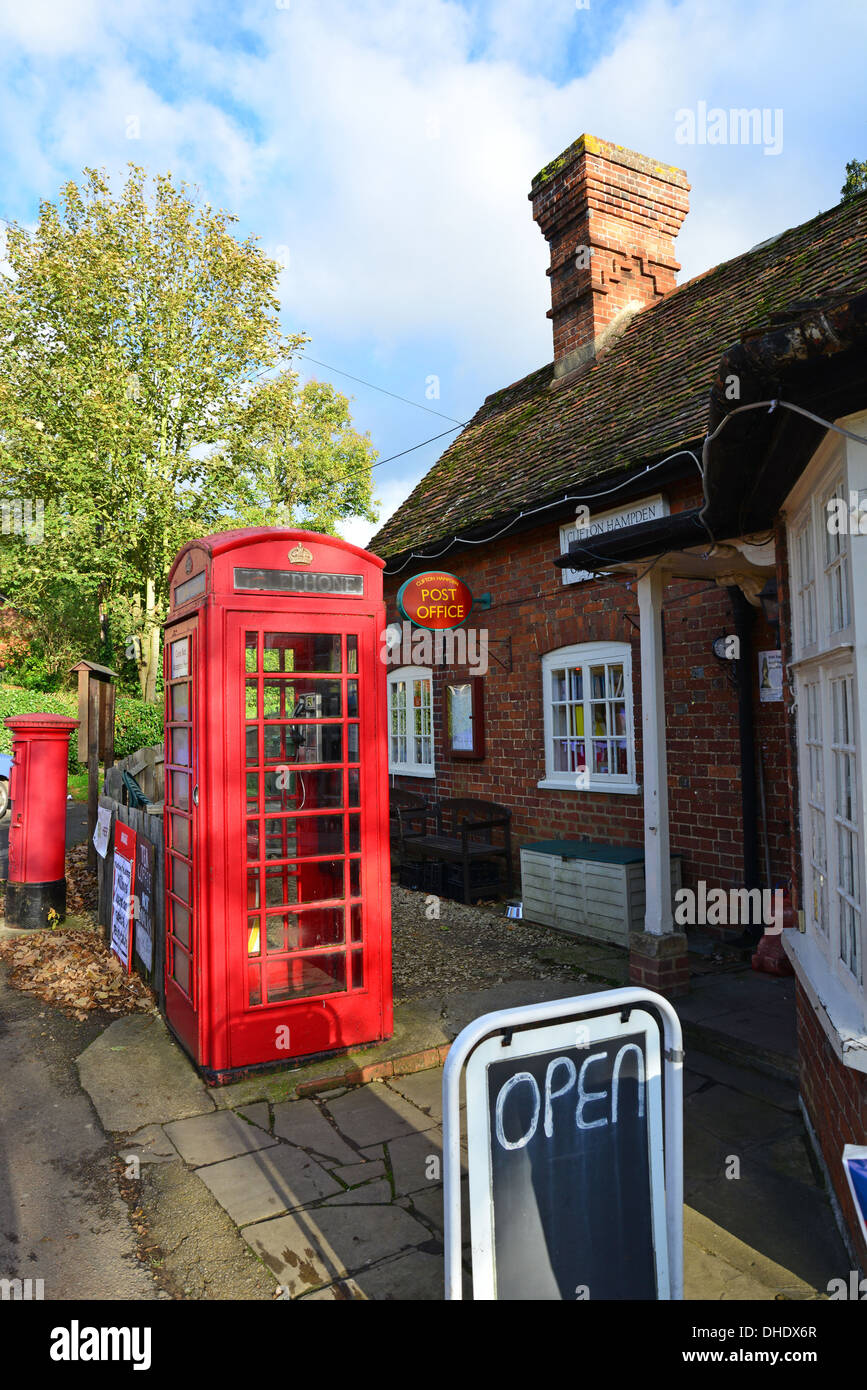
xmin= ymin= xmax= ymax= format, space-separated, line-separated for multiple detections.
xmin=520 ymin=839 xmax=682 ymax=947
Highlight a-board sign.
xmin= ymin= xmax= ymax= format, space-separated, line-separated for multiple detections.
xmin=843 ymin=1144 xmax=867 ymax=1247
xmin=134 ymin=832 xmax=156 ymax=974
xmin=110 ymin=822 xmax=137 ymax=973
xmin=443 ymin=988 xmax=683 ymax=1301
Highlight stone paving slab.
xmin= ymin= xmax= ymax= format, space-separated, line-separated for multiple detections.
xmin=385 ymin=1128 xmax=466 ymax=1197
xmin=243 ymin=1203 xmax=433 ymax=1296
xmin=331 ymin=1159 xmax=386 ymax=1186
xmin=77 ymin=1013 xmax=213 ymax=1132
xmin=197 ymin=1144 xmax=341 ymax=1225
xmin=686 ymin=1083 xmax=801 ymax=1147
xmin=403 ymin=1180 xmax=469 ymax=1239
xmin=164 ymin=1110 xmax=278 ymax=1167
xmin=323 ymin=1082 xmax=439 ymax=1147
xmin=115 ymin=1123 xmax=180 ymax=1168
xmin=271 ymin=1098 xmax=359 ymax=1164
xmin=302 ymin=1250 xmax=446 ymax=1300
xmin=323 ymin=1180 xmax=394 ymax=1206
xmin=386 ymin=1067 xmax=465 ymax=1123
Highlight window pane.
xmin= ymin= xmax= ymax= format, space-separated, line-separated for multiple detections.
xmin=170 ymin=638 xmax=189 ymax=679
xmin=171 ymin=772 xmax=189 ymax=810
xmin=264 ymin=767 xmax=343 ymax=810
xmin=350 ymin=903 xmax=363 ymax=943
xmin=171 ymin=858 xmax=190 ymax=904
xmin=264 ymin=678 xmax=342 ymax=719
xmin=247 ymin=916 xmax=261 ymax=956
xmin=246 ymin=820 xmax=260 ymax=861
xmin=266 ymin=859 xmax=344 ymax=905
xmin=171 ymin=814 xmax=190 ymax=856
xmin=173 ymin=946 xmax=191 ymax=993
xmin=350 ymin=859 xmax=361 ymax=897
xmin=271 ymin=814 xmax=343 ymax=858
xmin=245 ymin=680 xmax=258 ymax=719
xmin=171 ymin=683 xmax=189 ymax=721
xmin=171 ymin=901 xmax=190 ymax=948
xmin=264 ymin=633 xmax=341 ymax=673
xmin=347 ymin=636 xmax=358 ymax=673
xmin=245 ymin=633 xmax=258 ymax=672
xmin=266 ymin=907 xmax=345 ymax=952
xmin=246 ymin=773 xmax=260 ymax=813
xmin=171 ymin=727 xmax=190 ymax=767
xmin=590 ymin=666 xmax=605 ymax=699
xmin=246 ymin=726 xmax=259 ymax=765
xmin=265 ymin=952 xmax=346 ymax=1002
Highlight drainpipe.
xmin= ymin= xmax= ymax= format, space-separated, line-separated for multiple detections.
xmin=727 ymin=587 xmax=760 ymax=890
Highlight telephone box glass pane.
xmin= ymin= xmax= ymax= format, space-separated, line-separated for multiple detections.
xmin=276 ymin=814 xmax=343 ymax=857
xmin=267 ymin=859 xmax=344 ymax=904
xmin=173 ymin=947 xmax=191 ymax=994
xmin=246 ymin=773 xmax=259 ymax=812
xmin=247 ymin=917 xmax=261 ymax=955
xmin=265 ymin=907 xmax=344 ymax=952
xmin=246 ymin=727 xmax=258 ymax=765
xmin=350 ymin=904 xmax=363 ymax=942
xmin=348 ymin=813 xmax=360 ymax=854
xmin=171 ymin=815 xmax=190 ymax=856
xmin=347 ymin=635 xmax=358 ymax=673
xmin=266 ymin=953 xmax=346 ymax=1002
xmin=263 ymin=818 xmax=299 ymax=860
xmin=264 ymin=633 xmax=341 ymax=673
xmin=170 ymin=638 xmax=189 ymax=678
xmin=172 ymin=901 xmax=191 ymax=947
xmin=263 ymin=767 xmax=342 ymax=809
xmin=246 ymin=821 xmax=260 ymax=861
xmin=248 ymin=964 xmax=262 ymax=1007
xmin=172 ymin=858 xmax=191 ymax=904
xmin=350 ymin=859 xmax=361 ymax=897
xmin=245 ymin=680 xmax=258 ymax=719
xmin=172 ymin=772 xmax=190 ymax=810
xmin=351 ymin=950 xmax=364 ymax=990
xmin=347 ymin=681 xmax=358 ymax=717
xmin=171 ymin=684 xmax=189 ymax=721
xmin=347 ymin=725 xmax=359 ymax=762
xmin=348 ymin=770 xmax=360 ymax=807
xmin=247 ymin=870 xmax=260 ymax=908
xmin=264 ymin=679 xmax=342 ymax=719
xmin=245 ymin=633 xmax=258 ymax=671
xmin=171 ymin=727 xmax=190 ymax=767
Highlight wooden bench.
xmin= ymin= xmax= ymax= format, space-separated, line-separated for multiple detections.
xmin=406 ymin=798 xmax=513 ymax=904
xmin=389 ymin=791 xmax=429 ymax=874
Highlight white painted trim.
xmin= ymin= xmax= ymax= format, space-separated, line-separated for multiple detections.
xmin=783 ymin=929 xmax=867 ymax=1074
xmin=536 ymin=777 xmax=641 ymax=795
xmin=637 ymin=568 xmax=673 ymax=936
xmin=386 ymin=665 xmax=435 ymax=778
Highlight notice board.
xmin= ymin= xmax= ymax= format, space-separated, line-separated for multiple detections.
xmin=465 ymin=1008 xmax=668 ymax=1300
xmin=110 ymin=821 xmax=137 ymax=973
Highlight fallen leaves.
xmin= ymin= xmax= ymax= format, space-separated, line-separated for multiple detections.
xmin=0 ymin=924 xmax=155 ymax=1019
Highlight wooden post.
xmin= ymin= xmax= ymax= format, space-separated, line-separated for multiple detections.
xmin=87 ymin=679 xmax=100 ymax=872
xmin=637 ymin=566 xmax=673 ymax=936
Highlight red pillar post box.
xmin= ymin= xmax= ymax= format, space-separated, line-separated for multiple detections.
xmin=162 ymin=529 xmax=393 ymax=1083
xmin=4 ymin=713 xmax=80 ymax=929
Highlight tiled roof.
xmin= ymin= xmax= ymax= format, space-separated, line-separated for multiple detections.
xmin=371 ymin=192 xmax=867 ymax=560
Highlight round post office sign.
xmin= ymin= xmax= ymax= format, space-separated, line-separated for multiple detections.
xmin=397 ymin=571 xmax=473 ymax=630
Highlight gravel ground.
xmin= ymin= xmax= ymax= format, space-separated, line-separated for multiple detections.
xmin=390 ymin=885 xmax=584 ymax=1002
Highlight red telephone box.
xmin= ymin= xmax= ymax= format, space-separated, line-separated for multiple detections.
xmin=162 ymin=529 xmax=393 ymax=1082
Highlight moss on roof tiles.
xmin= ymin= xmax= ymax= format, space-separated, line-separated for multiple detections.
xmin=372 ymin=191 xmax=867 ymax=559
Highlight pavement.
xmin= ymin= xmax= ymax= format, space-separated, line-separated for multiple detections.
xmin=64 ymin=969 xmax=848 ymax=1301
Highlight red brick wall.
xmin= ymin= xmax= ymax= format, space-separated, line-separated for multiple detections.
xmin=381 ymin=475 xmax=791 ymax=926
xmin=795 ymin=983 xmax=867 ymax=1270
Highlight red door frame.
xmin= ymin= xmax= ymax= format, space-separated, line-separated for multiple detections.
xmin=221 ymin=609 xmax=391 ymax=1070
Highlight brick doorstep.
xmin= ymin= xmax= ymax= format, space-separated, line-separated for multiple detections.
xmin=296 ymin=1045 xmax=451 ymax=1097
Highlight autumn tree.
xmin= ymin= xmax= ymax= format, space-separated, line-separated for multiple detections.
xmin=0 ymin=166 xmax=377 ymax=700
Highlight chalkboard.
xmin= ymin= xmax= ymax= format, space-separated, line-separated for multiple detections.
xmin=465 ymin=1009 xmax=668 ymax=1300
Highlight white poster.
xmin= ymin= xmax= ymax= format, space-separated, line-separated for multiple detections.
xmin=110 ymin=852 xmax=134 ymax=970
xmin=758 ymin=649 xmax=783 ymax=703
xmin=93 ymin=805 xmax=112 ymax=859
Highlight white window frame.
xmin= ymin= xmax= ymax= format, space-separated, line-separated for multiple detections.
xmin=387 ymin=666 xmax=435 ymax=778
xmin=538 ymin=640 xmax=638 ymax=793
xmin=783 ymin=416 xmax=867 ymax=1052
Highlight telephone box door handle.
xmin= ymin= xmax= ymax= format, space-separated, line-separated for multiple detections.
xmin=192 ymin=784 xmax=199 ymax=806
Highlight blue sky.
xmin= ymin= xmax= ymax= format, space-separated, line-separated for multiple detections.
xmin=1 ymin=0 xmax=865 ymax=547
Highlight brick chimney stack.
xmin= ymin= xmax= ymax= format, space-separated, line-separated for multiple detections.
xmin=530 ymin=134 xmax=690 ymax=378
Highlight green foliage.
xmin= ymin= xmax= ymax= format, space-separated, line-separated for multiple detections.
xmin=0 ymin=685 xmax=163 ymax=771
xmin=841 ymin=159 xmax=867 ymax=202
xmin=0 ymin=164 xmax=378 ymax=702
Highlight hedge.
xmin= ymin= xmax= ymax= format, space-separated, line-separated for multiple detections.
xmin=0 ymin=686 xmax=164 ymax=772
